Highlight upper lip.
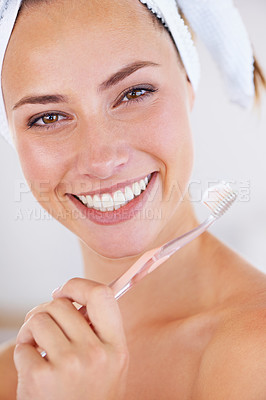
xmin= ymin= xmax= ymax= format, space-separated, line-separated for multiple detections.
xmin=72 ymin=172 xmax=155 ymax=197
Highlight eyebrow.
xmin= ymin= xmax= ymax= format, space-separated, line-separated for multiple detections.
xmin=13 ymin=94 xmax=68 ymax=110
xmin=13 ymin=61 xmax=160 ymax=110
xmin=98 ymin=60 xmax=160 ymax=91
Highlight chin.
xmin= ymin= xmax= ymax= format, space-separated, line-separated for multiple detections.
xmin=79 ymin=224 xmax=159 ymax=260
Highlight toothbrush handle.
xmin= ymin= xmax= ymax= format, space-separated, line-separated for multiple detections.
xmin=110 ymin=252 xmax=170 ymax=300
xmin=110 ymin=214 xmax=216 ymax=299
xmin=159 ymin=215 xmax=216 ymax=258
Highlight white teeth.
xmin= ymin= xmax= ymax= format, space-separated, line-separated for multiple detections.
xmin=101 ymin=193 xmax=114 ymax=209
xmin=86 ymin=195 xmax=93 ymax=207
xmin=101 ymin=194 xmax=114 ymax=212
xmin=81 ymin=195 xmax=87 ymax=205
xmin=132 ymin=182 xmax=141 ymax=196
xmin=113 ymin=190 xmax=126 ymax=208
xmin=124 ymin=186 xmax=134 ymax=201
xmin=139 ymin=179 xmax=146 ymax=191
xmin=93 ymin=194 xmax=102 ymax=210
xmin=77 ymin=173 xmax=153 ymax=211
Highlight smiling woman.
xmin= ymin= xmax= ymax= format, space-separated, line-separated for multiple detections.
xmin=0 ymin=0 xmax=266 ymax=399
xmin=2 ymin=0 xmax=196 ymax=260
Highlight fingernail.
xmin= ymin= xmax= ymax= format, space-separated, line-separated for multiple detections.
xmin=52 ymin=286 xmax=61 ymax=296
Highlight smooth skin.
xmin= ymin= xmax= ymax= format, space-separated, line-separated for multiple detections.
xmin=1 ymin=0 xmax=266 ymax=399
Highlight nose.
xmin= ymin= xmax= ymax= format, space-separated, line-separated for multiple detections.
xmin=75 ymin=119 xmax=130 ymax=179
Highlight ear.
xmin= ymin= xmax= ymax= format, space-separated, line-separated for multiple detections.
xmin=185 ymin=76 xmax=195 ymax=111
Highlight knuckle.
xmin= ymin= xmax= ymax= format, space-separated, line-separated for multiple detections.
xmin=13 ymin=343 xmax=24 ymax=358
xmin=57 ymin=277 xmax=79 ymax=294
xmin=91 ymin=284 xmax=113 ymax=301
xmin=24 ymin=306 xmax=41 ymax=322
xmin=50 ymin=297 xmax=71 ymax=309
xmin=25 ymin=309 xmax=34 ymax=322
xmin=24 ymin=302 xmax=48 ymax=322
xmin=30 ymin=311 xmax=50 ymax=327
xmin=65 ymin=277 xmax=81 ymax=288
xmin=104 ymin=285 xmax=115 ymax=299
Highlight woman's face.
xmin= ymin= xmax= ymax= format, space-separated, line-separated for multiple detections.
xmin=2 ymin=0 xmax=194 ymax=258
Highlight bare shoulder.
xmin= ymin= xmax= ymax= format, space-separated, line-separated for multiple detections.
xmin=0 ymin=340 xmax=17 ymax=400
xmin=195 ymin=286 xmax=266 ymax=399
xmin=190 ymin=235 xmax=266 ymax=399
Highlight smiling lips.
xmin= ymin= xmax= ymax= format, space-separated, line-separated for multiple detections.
xmin=75 ymin=174 xmax=152 ymax=212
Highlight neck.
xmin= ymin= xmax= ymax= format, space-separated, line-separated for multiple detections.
xmin=80 ymin=193 xmax=197 ymax=282
xmin=80 ymin=194 xmax=215 ymax=333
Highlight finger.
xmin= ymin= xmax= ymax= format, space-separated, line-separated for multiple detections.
xmin=53 ymin=278 xmax=127 ymax=349
xmin=52 ymin=277 xmax=101 ymax=302
xmin=24 ymin=302 xmax=49 ymax=323
xmin=34 ymin=298 xmax=99 ymax=345
xmin=17 ymin=312 xmax=70 ymax=362
xmin=14 ymin=343 xmax=45 ymax=373
xmin=85 ymin=284 xmax=127 ymax=350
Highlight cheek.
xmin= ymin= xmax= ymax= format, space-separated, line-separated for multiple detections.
xmin=126 ymin=91 xmax=194 ymax=212
xmin=16 ymin=137 xmax=71 ymax=201
xmin=128 ymin=95 xmax=194 ymax=182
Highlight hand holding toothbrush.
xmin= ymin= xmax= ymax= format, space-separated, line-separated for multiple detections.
xmin=14 ymin=278 xmax=129 ymax=400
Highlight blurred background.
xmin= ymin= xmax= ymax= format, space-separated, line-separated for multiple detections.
xmin=0 ymin=0 xmax=265 ymax=342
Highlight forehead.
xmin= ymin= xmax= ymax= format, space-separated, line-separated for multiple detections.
xmin=11 ymin=0 xmax=162 ymax=51
xmin=2 ymin=0 xmax=171 ymax=93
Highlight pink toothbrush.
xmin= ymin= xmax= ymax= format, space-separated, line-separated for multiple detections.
xmin=109 ymin=182 xmax=237 ymax=299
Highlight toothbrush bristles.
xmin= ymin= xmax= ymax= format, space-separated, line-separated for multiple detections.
xmin=202 ymin=182 xmax=237 ymax=218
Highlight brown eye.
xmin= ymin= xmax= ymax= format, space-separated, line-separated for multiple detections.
xmin=28 ymin=112 xmax=69 ymax=130
xmin=125 ymin=89 xmax=146 ymax=100
xmin=113 ymin=86 xmax=157 ymax=109
xmin=42 ymin=114 xmax=59 ymax=124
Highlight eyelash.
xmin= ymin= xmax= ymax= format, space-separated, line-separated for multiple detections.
xmin=27 ymin=85 xmax=158 ymax=131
